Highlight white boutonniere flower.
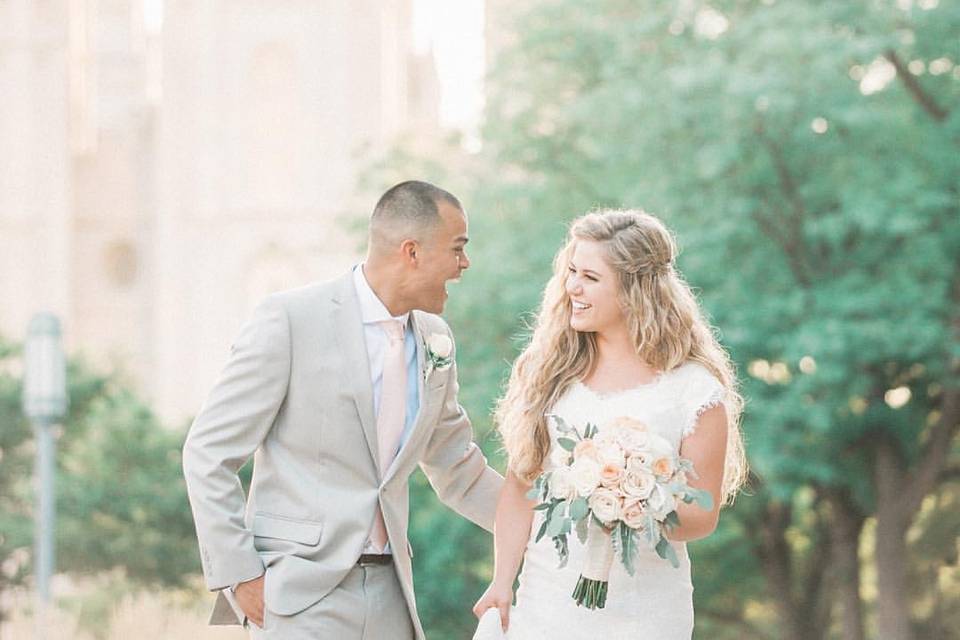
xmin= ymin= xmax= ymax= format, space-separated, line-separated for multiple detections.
xmin=424 ymin=333 xmax=453 ymax=379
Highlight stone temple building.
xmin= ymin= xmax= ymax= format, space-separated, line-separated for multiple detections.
xmin=0 ymin=0 xmax=441 ymax=424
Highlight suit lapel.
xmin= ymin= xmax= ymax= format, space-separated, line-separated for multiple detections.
xmin=330 ymin=272 xmax=381 ymax=478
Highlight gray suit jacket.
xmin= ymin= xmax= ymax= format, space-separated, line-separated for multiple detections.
xmin=182 ymin=271 xmax=503 ymax=639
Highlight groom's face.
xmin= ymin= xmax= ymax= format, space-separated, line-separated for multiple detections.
xmin=411 ymin=201 xmax=470 ymax=313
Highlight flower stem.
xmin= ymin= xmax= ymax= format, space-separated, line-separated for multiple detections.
xmin=572 ymin=576 xmax=608 ymax=609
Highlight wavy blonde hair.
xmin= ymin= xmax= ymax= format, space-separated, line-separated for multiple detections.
xmin=496 ymin=209 xmax=748 ymax=505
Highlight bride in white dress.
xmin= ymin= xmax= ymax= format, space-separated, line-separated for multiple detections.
xmin=473 ymin=210 xmax=749 ymax=640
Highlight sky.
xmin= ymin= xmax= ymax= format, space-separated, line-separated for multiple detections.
xmin=412 ymin=0 xmax=486 ymax=138
xmin=142 ymin=0 xmax=487 ymax=139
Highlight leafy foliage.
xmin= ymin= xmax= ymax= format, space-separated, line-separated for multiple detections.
xmin=366 ymin=0 xmax=959 ymax=636
xmin=0 ymin=340 xmax=198 ymax=628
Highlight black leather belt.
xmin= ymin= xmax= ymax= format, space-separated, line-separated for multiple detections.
xmin=357 ymin=554 xmax=393 ymax=566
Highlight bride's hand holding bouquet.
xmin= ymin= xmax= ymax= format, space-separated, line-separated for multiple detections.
xmin=529 ymin=414 xmax=714 ymax=609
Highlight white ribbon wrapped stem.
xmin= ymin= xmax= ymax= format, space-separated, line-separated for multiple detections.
xmin=581 ymin=520 xmax=615 ymax=582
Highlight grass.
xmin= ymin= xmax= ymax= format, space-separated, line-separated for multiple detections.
xmin=1 ymin=578 xmax=246 ymax=640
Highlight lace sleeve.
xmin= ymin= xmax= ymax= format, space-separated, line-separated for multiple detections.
xmin=681 ymin=366 xmax=726 ymax=438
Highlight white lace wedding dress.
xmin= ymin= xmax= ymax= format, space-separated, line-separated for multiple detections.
xmin=502 ymin=362 xmax=725 ymax=640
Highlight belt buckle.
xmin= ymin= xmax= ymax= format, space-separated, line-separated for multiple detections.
xmin=358 ymin=554 xmax=391 ymax=567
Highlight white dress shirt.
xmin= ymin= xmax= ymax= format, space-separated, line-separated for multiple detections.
xmin=353 ymin=264 xmax=421 ymax=447
xmin=353 ymin=264 xmax=421 ymax=554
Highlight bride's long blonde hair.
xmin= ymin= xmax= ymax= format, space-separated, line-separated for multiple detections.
xmin=495 ymin=209 xmax=748 ymax=505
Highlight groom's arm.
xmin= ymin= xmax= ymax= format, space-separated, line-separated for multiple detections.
xmin=182 ymin=295 xmax=291 ymax=591
xmin=419 ymin=336 xmax=503 ymax=532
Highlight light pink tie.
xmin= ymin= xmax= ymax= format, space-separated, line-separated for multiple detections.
xmin=369 ymin=319 xmax=407 ymax=552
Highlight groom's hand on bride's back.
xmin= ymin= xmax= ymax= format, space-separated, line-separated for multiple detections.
xmin=235 ymin=574 xmax=265 ymax=628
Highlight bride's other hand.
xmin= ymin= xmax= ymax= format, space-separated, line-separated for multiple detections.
xmin=473 ymin=581 xmax=513 ymax=631
xmin=473 ymin=470 xmax=535 ymax=633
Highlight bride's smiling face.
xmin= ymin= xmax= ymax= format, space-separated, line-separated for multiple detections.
xmin=565 ymin=240 xmax=625 ymax=334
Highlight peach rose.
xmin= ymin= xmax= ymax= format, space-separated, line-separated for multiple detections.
xmin=599 ymin=462 xmax=625 ymax=488
xmin=652 ymin=456 xmax=676 ymax=479
xmin=621 ymin=498 xmax=647 ymax=530
xmin=622 ymin=469 xmax=656 ymax=499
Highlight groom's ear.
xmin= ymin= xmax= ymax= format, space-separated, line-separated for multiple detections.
xmin=400 ymin=238 xmax=419 ymax=264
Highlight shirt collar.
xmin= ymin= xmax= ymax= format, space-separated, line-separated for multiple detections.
xmin=353 ymin=264 xmax=410 ymax=328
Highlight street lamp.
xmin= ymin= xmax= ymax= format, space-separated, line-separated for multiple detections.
xmin=22 ymin=313 xmax=68 ymax=608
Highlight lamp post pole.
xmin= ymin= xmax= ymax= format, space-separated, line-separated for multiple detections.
xmin=33 ymin=415 xmax=55 ymax=602
xmin=22 ymin=313 xmax=68 ymax=634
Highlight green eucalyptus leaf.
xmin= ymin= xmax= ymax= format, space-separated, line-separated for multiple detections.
xmin=569 ymin=497 xmax=589 ymax=520
xmin=575 ymin=516 xmax=589 ymax=544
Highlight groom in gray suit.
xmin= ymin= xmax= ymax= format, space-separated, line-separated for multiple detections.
xmin=182 ymin=180 xmax=503 ymax=639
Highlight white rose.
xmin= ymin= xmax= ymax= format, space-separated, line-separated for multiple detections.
xmin=618 ymin=429 xmax=650 ymax=454
xmin=569 ymin=457 xmax=602 ymax=497
xmin=549 ymin=467 xmax=578 ymax=502
xmin=588 ymin=488 xmax=622 ymax=525
xmin=647 ymin=432 xmax=674 ymax=460
xmin=622 ymin=469 xmax=656 ymax=499
xmin=621 ymin=498 xmax=647 ymax=530
xmin=607 ymin=416 xmax=651 ymax=452
xmin=608 ymin=416 xmax=649 ymax=433
xmin=573 ymin=439 xmax=600 ymax=462
xmin=592 ymin=429 xmax=617 ymax=448
xmin=427 ymin=333 xmax=453 ymax=358
xmin=647 ymin=483 xmax=677 ymax=520
xmin=626 ymin=453 xmax=651 ymax=472
xmin=550 ymin=446 xmax=573 ymax=470
xmin=596 ymin=440 xmax=625 ymax=467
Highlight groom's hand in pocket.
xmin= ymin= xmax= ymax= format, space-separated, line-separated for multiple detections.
xmin=235 ymin=574 xmax=265 ymax=628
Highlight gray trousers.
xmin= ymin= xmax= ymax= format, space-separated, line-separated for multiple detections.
xmin=241 ymin=563 xmax=415 ymax=640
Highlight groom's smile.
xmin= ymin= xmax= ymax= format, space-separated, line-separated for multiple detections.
xmin=415 ymin=200 xmax=470 ymax=314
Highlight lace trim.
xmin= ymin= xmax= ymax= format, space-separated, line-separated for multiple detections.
xmin=574 ymin=374 xmax=665 ymax=400
xmin=681 ymin=386 xmax=726 ymax=438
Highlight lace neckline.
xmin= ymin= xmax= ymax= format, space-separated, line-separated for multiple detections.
xmin=575 ymin=371 xmax=668 ymax=399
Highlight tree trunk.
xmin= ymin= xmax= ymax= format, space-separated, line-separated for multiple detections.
xmin=799 ymin=496 xmax=833 ymax=640
xmin=757 ymin=500 xmax=807 ymax=640
xmin=874 ymin=438 xmax=915 ymax=640
xmin=825 ymin=488 xmax=866 ymax=640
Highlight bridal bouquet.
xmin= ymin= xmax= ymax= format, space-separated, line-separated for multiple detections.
xmin=527 ymin=415 xmax=714 ymax=610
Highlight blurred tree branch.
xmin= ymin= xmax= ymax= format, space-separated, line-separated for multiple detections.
xmin=884 ymin=49 xmax=950 ymax=122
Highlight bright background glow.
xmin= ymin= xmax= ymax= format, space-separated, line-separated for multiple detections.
xmin=143 ymin=0 xmax=487 ymax=136
xmin=413 ymin=0 xmax=486 ymax=136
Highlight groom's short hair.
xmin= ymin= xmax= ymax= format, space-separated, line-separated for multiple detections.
xmin=369 ymin=180 xmax=462 ymax=248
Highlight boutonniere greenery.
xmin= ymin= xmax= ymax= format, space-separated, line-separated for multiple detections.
xmin=424 ymin=333 xmax=454 ymax=379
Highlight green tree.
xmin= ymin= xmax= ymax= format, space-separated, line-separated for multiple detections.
xmin=0 ymin=339 xmax=198 ymax=633
xmin=359 ymin=3 xmax=959 ymax=637
xmin=56 ymin=388 xmax=198 ymax=586
xmin=477 ymin=1 xmax=960 ymax=639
